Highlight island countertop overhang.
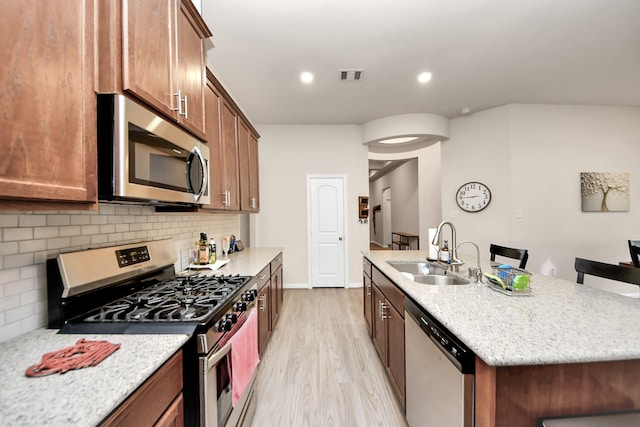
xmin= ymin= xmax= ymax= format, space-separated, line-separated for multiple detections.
xmin=364 ymin=250 xmax=640 ymax=366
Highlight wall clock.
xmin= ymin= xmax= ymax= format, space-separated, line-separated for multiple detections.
xmin=456 ymin=181 xmax=491 ymax=212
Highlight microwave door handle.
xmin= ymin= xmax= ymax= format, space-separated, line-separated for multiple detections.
xmin=187 ymin=146 xmax=207 ymax=201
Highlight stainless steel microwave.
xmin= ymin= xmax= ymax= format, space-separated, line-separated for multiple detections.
xmin=97 ymin=94 xmax=210 ymax=206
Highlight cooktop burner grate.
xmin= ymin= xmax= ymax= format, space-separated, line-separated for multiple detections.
xmin=82 ymin=274 xmax=250 ymax=323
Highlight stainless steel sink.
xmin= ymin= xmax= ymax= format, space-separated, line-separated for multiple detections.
xmin=387 ymin=260 xmax=469 ymax=285
xmin=412 ymin=274 xmax=469 ymax=285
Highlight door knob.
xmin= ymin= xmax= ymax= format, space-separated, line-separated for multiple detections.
xmin=338 ymin=237 xmax=343 ymax=241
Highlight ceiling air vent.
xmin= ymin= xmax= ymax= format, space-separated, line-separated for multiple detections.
xmin=340 ymin=69 xmax=363 ymax=81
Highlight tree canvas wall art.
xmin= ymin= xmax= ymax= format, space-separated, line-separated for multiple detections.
xmin=581 ymin=172 xmax=630 ymax=212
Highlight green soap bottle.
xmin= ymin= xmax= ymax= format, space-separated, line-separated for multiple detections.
xmin=209 ymin=238 xmax=217 ymax=264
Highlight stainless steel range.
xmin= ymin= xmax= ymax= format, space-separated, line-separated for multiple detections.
xmin=46 ymin=239 xmax=259 ymax=427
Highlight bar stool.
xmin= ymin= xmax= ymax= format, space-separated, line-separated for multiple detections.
xmin=575 ymin=257 xmax=640 ymax=286
xmin=489 ymin=244 xmax=529 ymax=269
xmin=628 ymin=240 xmax=640 ymax=267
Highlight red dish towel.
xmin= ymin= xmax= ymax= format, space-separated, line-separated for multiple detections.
xmin=230 ymin=308 xmax=260 ymax=406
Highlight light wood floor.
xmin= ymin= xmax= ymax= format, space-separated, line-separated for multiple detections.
xmin=251 ymin=288 xmax=407 ymax=427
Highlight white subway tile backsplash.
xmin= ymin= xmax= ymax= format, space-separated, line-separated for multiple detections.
xmin=19 ymin=239 xmax=47 ymax=254
xmin=108 ymin=233 xmax=124 ymax=242
xmin=90 ymin=234 xmax=109 ymax=245
xmin=0 ymin=215 xmax=18 ymax=228
xmin=4 ymin=253 xmax=35 ymax=269
xmin=99 ymin=205 xmax=116 ymax=215
xmin=70 ymin=215 xmax=91 ymax=225
xmin=47 ymin=237 xmax=71 ymax=251
xmin=47 ymin=215 xmax=70 ymax=226
xmin=0 ymin=294 xmax=20 ymax=312
xmin=115 ymin=224 xmax=130 ymax=233
xmin=4 ymin=278 xmax=35 ymax=296
xmin=81 ymin=225 xmax=100 ymax=235
xmin=4 ymin=228 xmax=34 ymax=242
xmin=0 ymin=208 xmax=241 ymax=343
xmin=19 ymin=214 xmax=46 ymax=227
xmin=0 ymin=322 xmax=22 ymax=343
xmin=33 ymin=227 xmax=59 ymax=239
xmin=91 ymin=215 xmax=108 ymax=225
xmin=59 ymin=226 xmax=81 ymax=237
xmin=71 ymin=235 xmax=91 ymax=247
xmin=6 ymin=303 xmax=35 ymax=324
xmin=0 ymin=268 xmax=20 ymax=285
xmin=0 ymin=242 xmax=18 ymax=256
xmin=100 ymin=224 xmax=116 ymax=234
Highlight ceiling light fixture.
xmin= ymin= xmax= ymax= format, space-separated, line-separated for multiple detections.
xmin=378 ymin=137 xmax=419 ymax=145
xmin=300 ymin=71 xmax=314 ymax=84
xmin=417 ymin=72 xmax=432 ymax=84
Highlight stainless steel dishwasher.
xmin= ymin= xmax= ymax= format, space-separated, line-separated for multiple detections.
xmin=404 ymin=298 xmax=475 ymax=427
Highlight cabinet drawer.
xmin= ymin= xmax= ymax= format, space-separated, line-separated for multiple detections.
xmin=255 ymin=265 xmax=270 ymax=290
xmin=101 ymin=350 xmax=183 ymax=427
xmin=372 ymin=267 xmax=404 ymax=317
xmin=270 ymin=253 xmax=283 ymax=275
xmin=363 ymin=257 xmax=372 ymax=278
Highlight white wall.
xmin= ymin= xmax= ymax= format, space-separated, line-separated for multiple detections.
xmin=253 ymin=125 xmax=370 ymax=287
xmin=443 ymin=104 xmax=640 ymax=293
xmin=0 ymin=205 xmax=241 ymax=343
xmin=369 ymin=158 xmax=420 ymax=247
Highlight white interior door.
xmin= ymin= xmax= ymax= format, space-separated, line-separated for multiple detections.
xmin=308 ymin=177 xmax=346 ymax=288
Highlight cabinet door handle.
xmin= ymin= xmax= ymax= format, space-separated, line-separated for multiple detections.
xmin=381 ymin=302 xmax=387 ymax=320
xmin=183 ymin=94 xmax=188 ymax=119
xmin=250 ymin=196 xmax=256 ymax=209
xmin=173 ymin=89 xmax=183 ymax=115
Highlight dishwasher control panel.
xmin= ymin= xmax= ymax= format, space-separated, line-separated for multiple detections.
xmin=405 ymin=297 xmax=475 ymax=374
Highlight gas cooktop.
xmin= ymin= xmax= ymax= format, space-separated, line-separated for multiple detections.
xmin=83 ymin=275 xmax=249 ymax=323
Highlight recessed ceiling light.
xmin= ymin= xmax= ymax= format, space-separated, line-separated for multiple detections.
xmin=300 ymin=71 xmax=314 ymax=84
xmin=417 ymin=72 xmax=432 ymax=84
xmin=378 ymin=137 xmax=419 ymax=145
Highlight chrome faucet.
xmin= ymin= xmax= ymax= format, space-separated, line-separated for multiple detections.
xmin=431 ymin=221 xmax=464 ymax=272
xmin=456 ymin=240 xmax=483 ymax=282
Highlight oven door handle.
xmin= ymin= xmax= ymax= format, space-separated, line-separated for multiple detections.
xmin=207 ymin=341 xmax=232 ymax=371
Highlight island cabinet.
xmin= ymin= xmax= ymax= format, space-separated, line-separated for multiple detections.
xmin=475 ymin=358 xmax=640 ymax=427
xmin=363 ymin=258 xmax=373 ymax=336
xmin=101 ymin=350 xmax=183 ymax=427
xmin=370 ymin=263 xmax=406 ymax=410
xmin=97 ymin=0 xmax=211 ymax=140
xmin=0 ymin=0 xmax=97 ymax=210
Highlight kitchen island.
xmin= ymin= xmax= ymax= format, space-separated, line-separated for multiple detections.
xmin=365 ymin=250 xmax=640 ymax=426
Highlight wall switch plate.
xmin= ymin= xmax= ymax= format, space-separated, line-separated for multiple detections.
xmin=516 ymin=209 xmax=524 ymax=219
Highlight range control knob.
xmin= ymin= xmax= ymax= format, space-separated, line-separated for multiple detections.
xmin=233 ymin=302 xmax=247 ymax=312
xmin=226 ymin=313 xmax=238 ymax=323
xmin=217 ymin=317 xmax=233 ymax=332
xmin=242 ymin=290 xmax=257 ymax=302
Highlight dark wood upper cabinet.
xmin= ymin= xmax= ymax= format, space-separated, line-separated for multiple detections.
xmin=0 ymin=0 xmax=97 ymax=210
xmin=99 ymin=0 xmax=210 ymax=140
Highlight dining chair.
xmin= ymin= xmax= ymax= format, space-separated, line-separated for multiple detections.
xmin=628 ymin=240 xmax=640 ymax=268
xmin=575 ymin=257 xmax=640 ymax=286
xmin=489 ymin=244 xmax=529 ymax=269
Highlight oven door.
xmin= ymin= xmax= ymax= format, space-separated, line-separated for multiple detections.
xmin=200 ymin=307 xmax=259 ymax=427
xmin=98 ymin=94 xmax=210 ymax=205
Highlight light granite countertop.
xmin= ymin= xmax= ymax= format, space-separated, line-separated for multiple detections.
xmin=192 ymin=247 xmax=284 ymax=277
xmin=0 ymin=329 xmax=189 ymax=427
xmin=365 ymin=250 xmax=640 ymax=367
xmin=0 ymin=247 xmax=283 ymax=427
